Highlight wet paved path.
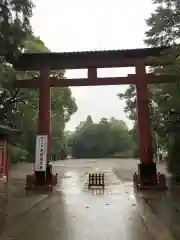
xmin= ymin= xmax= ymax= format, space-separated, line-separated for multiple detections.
xmin=0 ymin=159 xmax=179 ymax=240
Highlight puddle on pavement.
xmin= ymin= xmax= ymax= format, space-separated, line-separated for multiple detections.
xmin=59 ymin=171 xmax=83 ymax=195
xmin=2 ymin=162 xmax=179 ymax=240
xmin=61 ymin=176 xmax=72 ymax=179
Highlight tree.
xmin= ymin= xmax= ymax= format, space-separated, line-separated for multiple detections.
xmin=144 ymin=0 xmax=180 ymax=47
xmin=128 ymin=124 xmax=139 ymax=157
xmin=145 ymin=0 xmax=180 ymax=179
xmin=0 ymin=0 xmax=34 ymax=162
xmin=0 ymin=0 xmax=34 ymax=126
xmin=119 ymin=0 xmax=180 ymax=179
xmin=70 ymin=116 xmax=136 ymax=158
xmin=0 ymin=0 xmax=34 ymax=62
xmin=118 ymin=85 xmax=137 ymax=121
xmin=0 ymin=2 xmax=77 ymax=163
xmin=51 ymin=87 xmax=77 ymax=160
xmin=0 ymin=34 xmax=77 ymax=162
xmin=21 ymin=36 xmax=77 ymax=161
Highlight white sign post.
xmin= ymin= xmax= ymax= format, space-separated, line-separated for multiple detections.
xmin=35 ymin=135 xmax=48 ymax=172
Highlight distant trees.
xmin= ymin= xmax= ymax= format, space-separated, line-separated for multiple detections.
xmin=68 ymin=116 xmax=136 ymax=158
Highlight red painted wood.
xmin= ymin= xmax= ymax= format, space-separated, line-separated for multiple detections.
xmin=0 ymin=140 xmax=8 ymax=177
xmin=50 ymin=76 xmax=136 ymax=86
xmin=0 ymin=150 xmax=3 ymax=174
xmin=13 ymin=46 xmax=170 ymax=71
xmin=14 ymin=74 xmax=176 ymax=88
xmin=38 ymin=69 xmax=51 ymax=163
xmin=14 ymin=79 xmax=39 ymax=88
xmin=135 ymin=62 xmax=153 ymax=164
xmin=88 ymin=68 xmax=97 ymax=80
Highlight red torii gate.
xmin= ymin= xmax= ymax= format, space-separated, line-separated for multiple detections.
xmin=13 ymin=46 xmax=174 ymax=190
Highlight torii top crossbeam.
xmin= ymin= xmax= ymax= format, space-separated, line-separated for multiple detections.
xmin=13 ymin=46 xmax=171 ymax=71
xmin=13 ymin=46 xmax=175 ymax=88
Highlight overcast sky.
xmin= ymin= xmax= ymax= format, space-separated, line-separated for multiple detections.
xmin=31 ymin=0 xmax=154 ymax=131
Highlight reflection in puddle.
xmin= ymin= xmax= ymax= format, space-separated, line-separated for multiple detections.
xmin=91 ymin=188 xmax=105 ymax=195
xmin=60 ymin=171 xmax=82 ymax=195
xmin=130 ymin=194 xmax=136 ymax=200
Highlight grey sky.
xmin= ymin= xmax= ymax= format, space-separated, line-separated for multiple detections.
xmin=31 ymin=0 xmax=154 ymax=131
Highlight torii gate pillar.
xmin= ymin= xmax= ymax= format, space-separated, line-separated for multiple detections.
xmin=133 ymin=62 xmax=166 ymax=189
xmin=38 ymin=69 xmax=51 ymax=161
xmin=34 ymin=69 xmax=51 ymax=186
xmin=26 ymin=69 xmax=58 ymax=190
xmin=135 ymin=62 xmax=157 ymax=187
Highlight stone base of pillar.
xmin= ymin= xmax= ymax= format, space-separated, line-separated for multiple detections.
xmin=133 ymin=162 xmax=167 ymax=190
xmin=35 ymin=171 xmax=46 ymax=185
xmin=138 ymin=162 xmax=157 ymax=186
xmin=25 ymin=166 xmax=58 ymax=192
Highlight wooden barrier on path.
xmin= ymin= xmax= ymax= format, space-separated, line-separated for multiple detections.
xmin=88 ymin=173 xmax=105 ymax=188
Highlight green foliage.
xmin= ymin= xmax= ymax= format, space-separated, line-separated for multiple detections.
xmin=24 ymin=35 xmax=50 ymax=53
xmin=145 ymin=0 xmax=180 ymax=178
xmin=15 ymin=36 xmax=77 ymax=162
xmin=10 ymin=146 xmax=28 ymax=164
xmin=0 ymin=3 xmax=77 ymax=163
xmin=119 ymin=0 xmax=180 ymax=179
xmin=0 ymin=1 xmax=77 ymax=164
xmin=69 ymin=116 xmax=136 ymax=158
xmin=129 ymin=125 xmax=139 ymax=157
xmin=145 ymin=0 xmax=180 ymax=46
xmin=118 ymin=85 xmax=137 ymax=121
xmin=0 ymin=0 xmax=34 ymax=62
xmin=0 ymin=0 xmax=34 ymax=126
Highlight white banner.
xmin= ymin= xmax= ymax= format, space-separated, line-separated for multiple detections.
xmin=35 ymin=135 xmax=48 ymax=171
